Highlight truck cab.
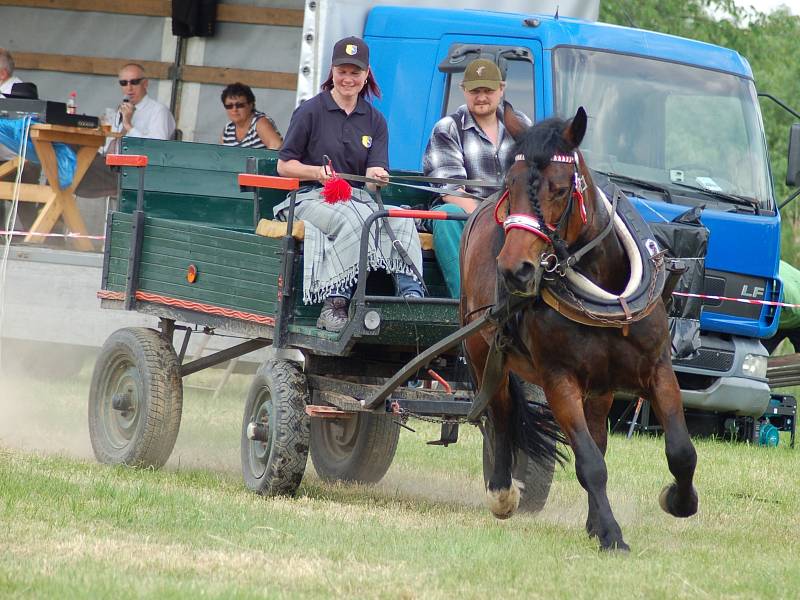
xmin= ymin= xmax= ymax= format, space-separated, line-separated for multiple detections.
xmin=363 ymin=7 xmax=781 ymax=417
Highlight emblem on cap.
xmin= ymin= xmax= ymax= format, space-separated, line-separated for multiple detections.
xmin=346 ymin=44 xmax=358 ymax=56
xmin=361 ymin=135 xmax=372 ymax=148
xmin=476 ymin=66 xmax=485 ymax=76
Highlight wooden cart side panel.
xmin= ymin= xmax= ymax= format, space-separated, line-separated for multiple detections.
xmin=104 ymin=213 xmax=282 ymax=318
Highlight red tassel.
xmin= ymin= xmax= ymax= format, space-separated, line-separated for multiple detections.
xmin=321 ymin=176 xmax=352 ymax=204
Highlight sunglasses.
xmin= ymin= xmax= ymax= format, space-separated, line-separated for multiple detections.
xmin=224 ymin=101 xmax=249 ymax=110
xmin=118 ymin=78 xmax=144 ymax=86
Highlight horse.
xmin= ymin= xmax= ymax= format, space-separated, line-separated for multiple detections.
xmin=460 ymin=106 xmax=698 ymax=551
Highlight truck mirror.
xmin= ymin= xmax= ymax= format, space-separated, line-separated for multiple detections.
xmin=787 ymin=123 xmax=800 ymax=187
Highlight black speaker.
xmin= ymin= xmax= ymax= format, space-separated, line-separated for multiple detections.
xmin=172 ymin=0 xmax=219 ymax=38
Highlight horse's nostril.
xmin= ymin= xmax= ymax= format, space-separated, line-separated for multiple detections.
xmin=502 ymin=261 xmax=536 ymax=291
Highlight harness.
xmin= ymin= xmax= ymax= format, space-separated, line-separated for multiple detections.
xmin=495 ymin=151 xmax=666 ymax=328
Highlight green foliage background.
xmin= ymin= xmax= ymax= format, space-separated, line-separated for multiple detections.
xmin=600 ymin=0 xmax=800 ymax=262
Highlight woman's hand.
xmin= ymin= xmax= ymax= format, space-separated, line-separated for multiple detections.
xmin=317 ymin=164 xmax=332 ymax=185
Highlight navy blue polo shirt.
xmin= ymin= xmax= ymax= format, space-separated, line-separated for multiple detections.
xmin=279 ymin=91 xmax=389 ymax=185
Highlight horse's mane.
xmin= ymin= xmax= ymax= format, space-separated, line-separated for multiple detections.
xmin=514 ymin=117 xmax=574 ymax=169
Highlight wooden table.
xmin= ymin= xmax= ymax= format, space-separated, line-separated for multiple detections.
xmin=0 ymin=123 xmax=111 ymax=251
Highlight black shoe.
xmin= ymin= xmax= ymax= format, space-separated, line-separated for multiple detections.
xmin=317 ymin=297 xmax=349 ymax=332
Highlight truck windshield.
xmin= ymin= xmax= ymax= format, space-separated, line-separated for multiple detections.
xmin=553 ymin=47 xmax=773 ymax=211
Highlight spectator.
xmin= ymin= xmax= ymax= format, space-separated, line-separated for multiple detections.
xmin=0 ymin=48 xmax=22 ymax=97
xmin=0 ymin=49 xmax=41 ymax=192
xmin=219 ymin=82 xmax=281 ymax=149
xmin=422 ymin=58 xmax=531 ymax=298
xmin=77 ymin=63 xmax=176 ymax=198
xmin=113 ymin=63 xmax=175 ymax=141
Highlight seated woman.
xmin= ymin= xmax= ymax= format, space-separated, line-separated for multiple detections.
xmin=276 ymin=36 xmax=424 ymax=332
xmin=219 ymin=82 xmax=282 ymax=149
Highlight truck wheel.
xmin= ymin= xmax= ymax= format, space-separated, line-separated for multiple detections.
xmin=88 ymin=327 xmax=182 ymax=468
xmin=310 ymin=411 xmax=400 ymax=484
xmin=482 ymin=381 xmax=556 ymax=513
xmin=241 ymin=360 xmax=310 ymax=497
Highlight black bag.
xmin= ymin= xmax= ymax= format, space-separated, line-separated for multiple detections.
xmin=172 ymin=0 xmax=218 ymax=37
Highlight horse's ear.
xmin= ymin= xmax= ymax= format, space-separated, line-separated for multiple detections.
xmin=564 ymin=106 xmax=587 ymax=148
xmin=503 ymin=101 xmax=529 ymax=142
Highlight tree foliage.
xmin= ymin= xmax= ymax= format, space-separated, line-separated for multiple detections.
xmin=601 ymin=0 xmax=800 ymax=260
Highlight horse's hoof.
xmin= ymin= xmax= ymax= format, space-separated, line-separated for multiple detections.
xmin=599 ymin=540 xmax=630 ymax=553
xmin=659 ymin=483 xmax=698 ymax=518
xmin=486 ymin=482 xmax=520 ymax=520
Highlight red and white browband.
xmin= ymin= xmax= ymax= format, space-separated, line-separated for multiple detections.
xmin=497 ymin=151 xmax=587 ymax=240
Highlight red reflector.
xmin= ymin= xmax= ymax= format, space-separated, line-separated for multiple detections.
xmin=106 ymin=154 xmax=148 ymax=167
xmin=186 ymin=264 xmax=198 ymax=283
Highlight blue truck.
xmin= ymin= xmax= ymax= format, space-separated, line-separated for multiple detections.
xmin=344 ymin=5 xmax=789 ymax=421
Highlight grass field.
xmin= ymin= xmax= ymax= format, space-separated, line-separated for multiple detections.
xmin=1 ymin=365 xmax=799 ymax=599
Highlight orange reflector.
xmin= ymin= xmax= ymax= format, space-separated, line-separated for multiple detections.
xmin=186 ymin=264 xmax=198 ymax=283
xmin=238 ymin=173 xmax=300 ymax=191
xmin=106 ymin=154 xmax=148 ymax=167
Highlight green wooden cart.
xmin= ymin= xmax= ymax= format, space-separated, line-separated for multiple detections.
xmin=88 ymin=138 xmax=554 ymax=507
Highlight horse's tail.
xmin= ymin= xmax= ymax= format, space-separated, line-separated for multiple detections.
xmin=508 ymin=373 xmax=568 ymax=465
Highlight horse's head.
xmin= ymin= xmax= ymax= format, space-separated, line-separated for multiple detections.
xmin=496 ymin=106 xmax=592 ymax=296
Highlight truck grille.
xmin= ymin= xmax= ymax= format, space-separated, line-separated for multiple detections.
xmin=702 ymin=269 xmax=767 ymax=320
xmin=673 ymin=347 xmax=735 ymax=372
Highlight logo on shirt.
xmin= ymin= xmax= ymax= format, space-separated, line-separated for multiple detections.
xmin=361 ymin=135 xmax=372 ymax=148
xmin=346 ymin=44 xmax=358 ymax=56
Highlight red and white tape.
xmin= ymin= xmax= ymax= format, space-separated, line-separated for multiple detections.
xmin=673 ymin=291 xmax=800 ymax=309
xmin=0 ymin=230 xmax=105 ymax=240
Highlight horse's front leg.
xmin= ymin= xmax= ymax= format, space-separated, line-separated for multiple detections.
xmin=483 ymin=381 xmax=520 ymax=519
xmin=547 ymin=377 xmax=628 ymax=551
xmin=648 ymin=361 xmax=698 ymax=518
xmin=583 ymin=392 xmax=614 ymax=540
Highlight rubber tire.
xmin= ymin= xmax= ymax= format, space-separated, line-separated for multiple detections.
xmin=241 ymin=360 xmax=310 ymax=497
xmin=88 ymin=327 xmax=183 ymax=468
xmin=310 ymin=411 xmax=400 ymax=484
xmin=482 ymin=382 xmax=556 ymax=513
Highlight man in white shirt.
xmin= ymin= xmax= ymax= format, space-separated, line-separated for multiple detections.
xmin=79 ymin=63 xmax=176 ymax=197
xmin=113 ymin=63 xmax=175 ymax=141
xmin=0 ymin=48 xmax=41 ymax=195
xmin=0 ymin=48 xmax=23 ymax=97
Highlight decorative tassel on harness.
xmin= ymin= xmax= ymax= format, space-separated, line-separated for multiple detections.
xmin=321 ymin=157 xmax=352 ymax=204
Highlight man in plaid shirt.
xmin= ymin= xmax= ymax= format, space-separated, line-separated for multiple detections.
xmin=422 ymin=58 xmax=531 ymax=298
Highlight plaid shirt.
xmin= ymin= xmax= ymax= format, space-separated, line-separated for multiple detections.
xmin=422 ymin=104 xmax=531 ymax=198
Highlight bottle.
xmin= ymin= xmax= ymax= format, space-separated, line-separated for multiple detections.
xmin=66 ymin=91 xmax=77 ymax=115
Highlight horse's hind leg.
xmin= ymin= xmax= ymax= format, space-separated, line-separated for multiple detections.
xmin=649 ymin=363 xmax=698 ymax=518
xmin=483 ymin=380 xmax=521 ymax=519
xmin=547 ymin=379 xmax=628 ymax=551
xmin=583 ymin=392 xmax=614 ymax=539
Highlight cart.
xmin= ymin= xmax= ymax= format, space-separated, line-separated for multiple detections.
xmin=87 ymin=139 xmax=556 ymax=510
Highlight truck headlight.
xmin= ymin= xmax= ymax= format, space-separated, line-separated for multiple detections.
xmin=742 ymin=354 xmax=768 ymax=379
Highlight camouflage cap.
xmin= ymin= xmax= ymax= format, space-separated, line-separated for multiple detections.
xmin=462 ymin=59 xmax=503 ymax=91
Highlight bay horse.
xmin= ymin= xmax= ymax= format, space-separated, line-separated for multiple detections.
xmin=460 ymin=107 xmax=698 ymax=551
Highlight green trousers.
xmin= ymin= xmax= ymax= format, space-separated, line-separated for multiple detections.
xmin=431 ymin=204 xmax=467 ymax=298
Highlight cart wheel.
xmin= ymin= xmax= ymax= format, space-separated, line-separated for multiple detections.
xmin=310 ymin=410 xmax=399 ymax=484
xmin=88 ymin=327 xmax=182 ymax=468
xmin=241 ymin=360 xmax=310 ymax=497
xmin=482 ymin=380 xmax=556 ymax=513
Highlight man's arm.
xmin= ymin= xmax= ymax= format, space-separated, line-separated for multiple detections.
xmin=127 ymin=102 xmax=175 ymax=140
xmin=422 ymin=116 xmax=479 ymax=213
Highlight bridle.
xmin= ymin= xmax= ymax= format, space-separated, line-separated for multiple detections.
xmin=495 ymin=150 xmax=618 ymax=280
xmin=494 ymin=151 xmax=587 ymax=246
